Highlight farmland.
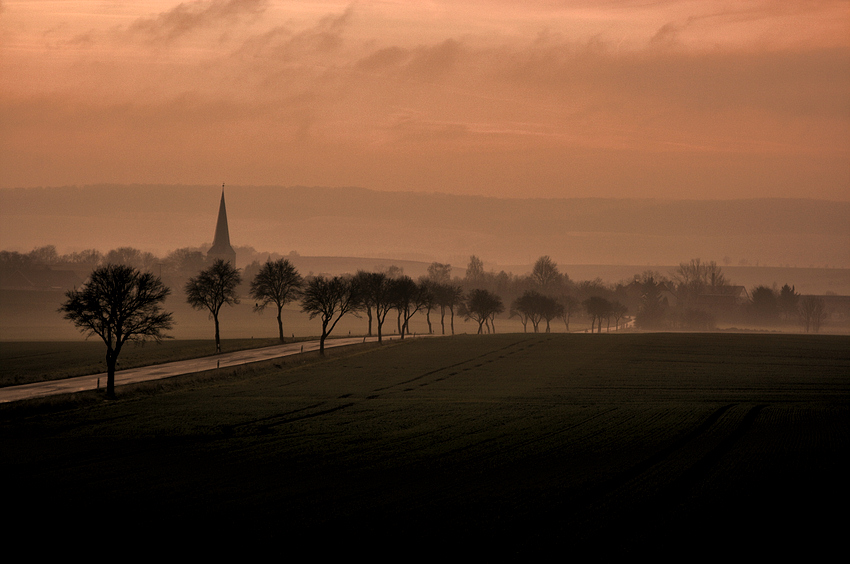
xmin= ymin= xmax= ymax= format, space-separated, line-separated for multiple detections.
xmin=2 ymin=333 xmax=848 ymax=556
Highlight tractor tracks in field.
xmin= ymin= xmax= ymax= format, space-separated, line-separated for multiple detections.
xmin=218 ymin=402 xmax=356 ymax=436
xmin=658 ymin=403 xmax=766 ymax=501
xmin=370 ymin=336 xmax=541 ymax=394
xmin=562 ymin=402 xmax=768 ymax=540
xmin=589 ymin=403 xmax=764 ymax=500
xmin=219 ymin=337 xmax=544 ymax=436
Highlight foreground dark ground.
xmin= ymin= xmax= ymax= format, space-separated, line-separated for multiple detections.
xmin=2 ymin=333 xmax=848 ymax=557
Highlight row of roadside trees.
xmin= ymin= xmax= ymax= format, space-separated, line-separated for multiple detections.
xmin=59 ymin=253 xmax=650 ymax=399
xmin=53 ymin=253 xmax=840 ymax=397
xmin=59 ymin=258 xmax=498 ymax=398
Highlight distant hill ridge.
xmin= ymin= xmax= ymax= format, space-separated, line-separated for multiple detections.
xmin=1 ymin=185 xmax=848 ymax=269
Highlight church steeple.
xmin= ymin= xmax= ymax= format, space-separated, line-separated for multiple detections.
xmin=207 ymin=184 xmax=236 ymax=265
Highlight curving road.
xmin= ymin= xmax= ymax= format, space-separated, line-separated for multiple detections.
xmin=0 ymin=334 xmax=415 ymax=404
xmin=0 ymin=322 xmax=633 ymax=404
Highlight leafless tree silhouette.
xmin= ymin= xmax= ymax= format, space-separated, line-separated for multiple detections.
xmin=185 ymin=259 xmax=242 ymax=353
xmin=60 ymin=264 xmax=173 ymax=399
xmin=301 ymin=275 xmax=357 ymax=355
xmin=250 ymin=259 xmax=302 ymax=343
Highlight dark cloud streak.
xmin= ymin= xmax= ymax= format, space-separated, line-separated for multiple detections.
xmin=129 ymin=0 xmax=269 ymax=41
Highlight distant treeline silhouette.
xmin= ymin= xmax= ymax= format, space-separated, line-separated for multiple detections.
xmin=3 ymin=246 xmax=839 ymax=337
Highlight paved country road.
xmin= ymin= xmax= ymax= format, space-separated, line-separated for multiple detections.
xmin=0 ymin=335 xmax=413 ymax=404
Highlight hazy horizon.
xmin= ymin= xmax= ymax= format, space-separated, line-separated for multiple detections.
xmin=2 ymin=185 xmax=849 ymax=271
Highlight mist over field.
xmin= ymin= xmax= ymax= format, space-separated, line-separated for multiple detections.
xmin=2 ymin=185 xmax=848 ymax=269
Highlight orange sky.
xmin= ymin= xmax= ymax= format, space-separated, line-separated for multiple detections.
xmin=1 ymin=1 xmax=848 ymax=199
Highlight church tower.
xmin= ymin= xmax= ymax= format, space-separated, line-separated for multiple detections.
xmin=207 ymin=185 xmax=236 ymax=265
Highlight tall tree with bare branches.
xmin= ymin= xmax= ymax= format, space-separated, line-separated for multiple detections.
xmin=250 ymin=259 xmax=302 ymax=343
xmin=301 ymin=275 xmax=357 ymax=355
xmin=60 ymin=264 xmax=173 ymax=399
xmin=185 ymin=259 xmax=242 ymax=353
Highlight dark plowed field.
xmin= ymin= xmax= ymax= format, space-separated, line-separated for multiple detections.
xmin=2 ymin=333 xmax=848 ymax=557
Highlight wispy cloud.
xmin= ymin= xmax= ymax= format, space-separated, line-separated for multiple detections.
xmin=129 ymin=0 xmax=269 ymax=41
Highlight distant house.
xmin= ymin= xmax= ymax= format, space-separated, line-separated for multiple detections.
xmin=658 ymin=282 xmax=678 ymax=309
xmin=0 ymin=267 xmax=83 ymax=291
xmin=694 ymin=285 xmax=750 ymax=312
xmin=622 ymin=279 xmax=677 ymax=309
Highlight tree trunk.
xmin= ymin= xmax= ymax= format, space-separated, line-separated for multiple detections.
xmin=320 ymin=320 xmax=329 ymax=356
xmin=214 ymin=314 xmax=221 ymax=353
xmin=440 ymin=307 xmax=446 ymax=335
xmin=367 ymin=306 xmax=373 ymax=337
xmin=400 ymin=308 xmax=408 ymax=340
xmin=105 ymin=348 xmax=117 ymax=399
xmin=277 ymin=306 xmax=284 ymax=343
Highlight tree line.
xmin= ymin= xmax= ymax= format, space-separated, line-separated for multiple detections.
xmin=50 ymin=254 xmax=642 ymax=398
xmin=59 ymin=258 xmax=488 ymax=398
xmin=49 ymin=252 xmax=838 ymax=397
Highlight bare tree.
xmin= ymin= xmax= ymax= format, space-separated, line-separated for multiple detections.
xmin=60 ymin=248 xmax=103 ymax=267
xmin=29 ymin=245 xmax=60 ymax=265
xmin=512 ymin=290 xmax=547 ymax=333
xmin=418 ymin=278 xmax=438 ymax=334
xmin=185 ymin=259 xmax=242 ymax=353
xmin=583 ymin=296 xmax=613 ymax=333
xmin=352 ymin=270 xmax=376 ymax=337
xmin=426 ymin=262 xmax=452 ymax=284
xmin=611 ymin=301 xmax=628 ymax=330
xmin=799 ymin=296 xmax=826 ymax=333
xmin=392 ymin=276 xmax=429 ymax=339
xmin=433 ymin=283 xmax=464 ymax=335
xmin=353 ymin=271 xmax=396 ymax=342
xmin=59 ymin=264 xmax=173 ymax=399
xmin=462 ymin=289 xmax=504 ymax=334
xmin=558 ymin=294 xmax=579 ymax=331
xmin=531 ymin=255 xmax=561 ymax=290
xmin=510 ymin=305 xmax=530 ymax=333
xmin=250 ymin=258 xmax=303 ymax=343
xmin=465 ymin=255 xmax=485 ymax=283
xmin=542 ymin=300 xmax=564 ymax=333
xmin=105 ymin=246 xmax=159 ymax=272
xmin=164 ymin=247 xmax=207 ymax=276
xmin=672 ymin=258 xmax=728 ymax=308
xmin=301 ymin=275 xmax=357 ymax=355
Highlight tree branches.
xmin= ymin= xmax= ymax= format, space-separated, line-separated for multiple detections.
xmin=59 ymin=264 xmax=173 ymax=398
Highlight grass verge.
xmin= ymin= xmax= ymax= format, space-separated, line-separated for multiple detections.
xmin=0 ymin=335 xmax=330 ymax=387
